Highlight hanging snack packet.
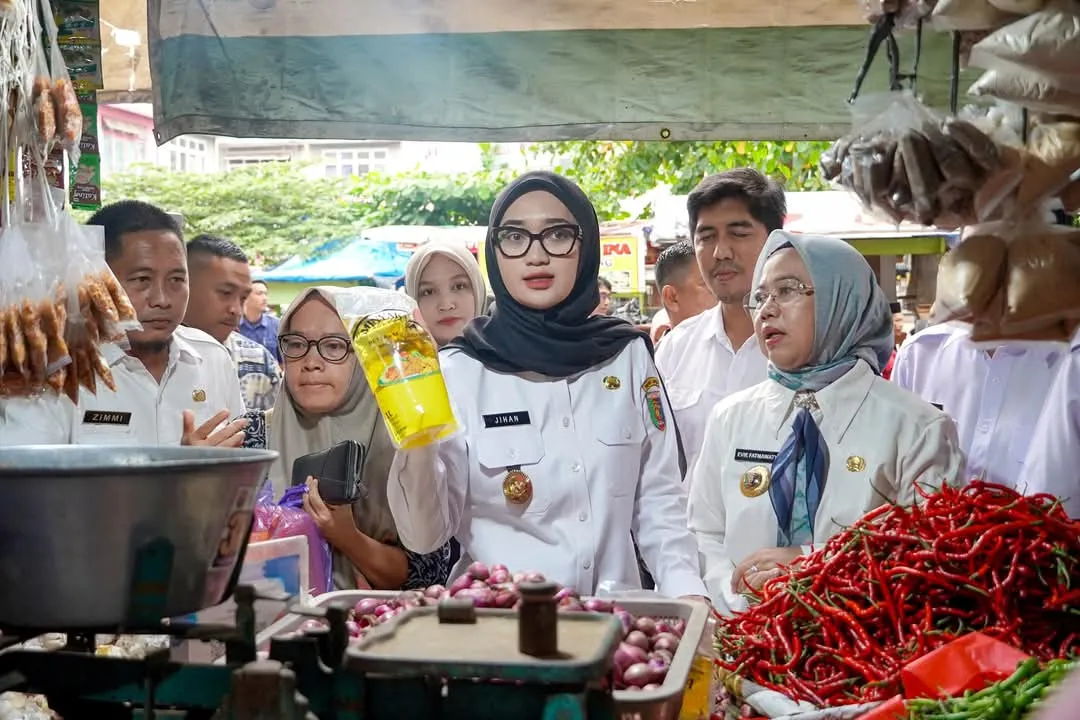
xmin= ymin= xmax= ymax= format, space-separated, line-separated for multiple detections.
xmin=1000 ymin=224 xmax=1080 ymax=335
xmin=931 ymin=224 xmax=1009 ymax=324
xmin=54 ymin=0 xmax=101 ymax=43
xmin=821 ymin=91 xmax=1019 ymax=229
xmin=0 ymin=226 xmax=61 ymax=397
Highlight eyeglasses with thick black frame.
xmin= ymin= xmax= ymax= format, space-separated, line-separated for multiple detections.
xmin=278 ymin=333 xmax=352 ymax=363
xmin=489 ymin=224 xmax=581 ymax=259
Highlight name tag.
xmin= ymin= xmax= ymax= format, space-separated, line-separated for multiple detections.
xmin=734 ymin=448 xmax=778 ymax=464
xmin=83 ymin=410 xmax=133 ymax=426
xmin=483 ymin=411 xmax=531 ymax=429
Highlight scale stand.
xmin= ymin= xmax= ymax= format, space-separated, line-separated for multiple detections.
xmin=216 ymin=660 xmax=317 ymax=720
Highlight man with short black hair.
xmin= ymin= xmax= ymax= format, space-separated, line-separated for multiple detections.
xmin=0 ymin=200 xmax=246 ymax=447
xmin=654 ymin=241 xmax=716 ymax=331
xmin=184 ymin=234 xmax=281 ymax=411
xmin=593 ymin=276 xmax=613 ymax=316
xmin=241 ymin=279 xmax=281 ymax=362
xmin=655 ymin=168 xmax=783 ymax=469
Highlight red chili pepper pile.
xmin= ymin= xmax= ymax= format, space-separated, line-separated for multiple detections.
xmin=714 ymin=481 xmax=1080 ymax=707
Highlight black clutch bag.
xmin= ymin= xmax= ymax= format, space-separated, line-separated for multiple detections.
xmin=290 ymin=440 xmax=367 ymax=505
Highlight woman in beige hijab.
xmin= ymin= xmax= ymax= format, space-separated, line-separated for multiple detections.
xmin=243 ymin=286 xmax=451 ymax=590
xmin=404 ymin=240 xmax=486 ymax=347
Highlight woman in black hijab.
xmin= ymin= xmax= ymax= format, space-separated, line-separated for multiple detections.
xmin=386 ymin=171 xmax=706 ymax=600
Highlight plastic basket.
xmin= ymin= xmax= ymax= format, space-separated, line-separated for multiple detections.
xmin=611 ymin=598 xmax=711 ymax=720
xmin=245 ymin=590 xmax=711 ymax=720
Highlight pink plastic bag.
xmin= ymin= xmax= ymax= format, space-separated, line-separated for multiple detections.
xmin=251 ymin=485 xmax=333 ymax=595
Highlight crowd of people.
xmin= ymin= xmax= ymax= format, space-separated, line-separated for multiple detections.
xmin=0 ymin=166 xmax=1076 ymax=609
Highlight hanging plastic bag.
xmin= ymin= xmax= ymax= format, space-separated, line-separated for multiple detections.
xmin=41 ymin=0 xmax=82 ymax=163
xmin=1014 ymin=121 xmax=1080 ymax=213
xmin=936 ymin=219 xmax=1080 ymax=342
xmin=251 ymin=485 xmax=333 ymax=595
xmin=969 ymin=9 xmax=1080 ymax=94
xmin=931 ymin=223 xmax=1009 ymax=323
xmin=821 ymin=91 xmax=1020 ymax=229
xmin=931 ymin=0 xmax=1019 ymax=31
xmin=58 ymin=216 xmax=139 ymax=400
xmin=0 ymin=226 xmax=55 ymax=396
xmin=970 ymin=69 xmax=1080 ymax=117
xmin=1000 ymin=224 xmax=1080 ymax=333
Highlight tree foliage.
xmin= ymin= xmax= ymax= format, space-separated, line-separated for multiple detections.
xmin=93 ymin=141 xmax=832 ymax=265
xmin=97 ymin=162 xmax=509 ymax=266
xmin=529 ymin=141 xmax=833 ymax=220
xmin=348 ymin=169 xmax=513 ymax=228
xmin=99 ymin=162 xmax=359 ymax=266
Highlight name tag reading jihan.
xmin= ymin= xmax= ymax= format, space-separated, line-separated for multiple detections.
xmin=482 ymin=411 xmax=531 ymax=428
xmin=83 ymin=410 xmax=133 ymax=426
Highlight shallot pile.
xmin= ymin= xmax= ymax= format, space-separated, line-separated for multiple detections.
xmin=291 ymin=562 xmax=688 ymax=691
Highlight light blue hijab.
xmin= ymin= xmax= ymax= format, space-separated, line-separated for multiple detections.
xmin=752 ymin=230 xmax=894 ymax=392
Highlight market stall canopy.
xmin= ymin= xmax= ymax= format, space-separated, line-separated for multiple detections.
xmin=257 ymin=237 xmax=412 ymax=284
xmin=145 ymin=0 xmax=980 ymax=144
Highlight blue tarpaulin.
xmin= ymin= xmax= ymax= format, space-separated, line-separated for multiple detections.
xmin=256 ymin=238 xmax=412 ymax=285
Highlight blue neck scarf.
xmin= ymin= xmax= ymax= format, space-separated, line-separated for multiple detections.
xmin=753 ymin=231 xmax=895 ymax=543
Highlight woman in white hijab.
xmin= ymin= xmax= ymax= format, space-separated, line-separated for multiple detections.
xmin=243 ymin=286 xmax=452 ymax=590
xmin=404 ymin=240 xmax=487 ymax=347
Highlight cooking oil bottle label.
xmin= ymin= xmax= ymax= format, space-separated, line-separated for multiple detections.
xmin=679 ymin=654 xmax=713 ymax=720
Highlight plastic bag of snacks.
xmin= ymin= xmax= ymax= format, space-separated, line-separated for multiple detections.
xmin=969 ymin=9 xmax=1080 ymax=91
xmin=820 ymin=91 xmax=1022 ymax=228
xmin=0 ymin=0 xmax=130 ymax=402
xmin=968 ymin=9 xmax=1080 ymax=115
xmin=59 ymin=216 xmax=138 ymax=400
xmin=933 ymin=219 xmax=1080 ymax=343
xmin=0 ymin=225 xmax=61 ymax=396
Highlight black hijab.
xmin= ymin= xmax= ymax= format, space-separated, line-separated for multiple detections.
xmin=448 ymin=171 xmax=650 ymax=378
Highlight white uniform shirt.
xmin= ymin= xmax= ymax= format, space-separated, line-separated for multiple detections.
xmin=688 ymin=360 xmax=963 ymax=614
xmin=655 ymin=305 xmax=768 ymax=471
xmin=0 ymin=326 xmax=244 ymax=446
xmin=1022 ymin=329 xmax=1080 ymax=517
xmin=891 ymin=324 xmax=1065 ymax=488
xmin=387 ymin=339 xmax=707 ymax=598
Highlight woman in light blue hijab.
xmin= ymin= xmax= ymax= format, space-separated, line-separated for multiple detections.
xmin=687 ymin=231 xmax=964 ymax=615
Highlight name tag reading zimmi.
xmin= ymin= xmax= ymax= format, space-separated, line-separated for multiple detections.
xmin=83 ymin=410 xmax=133 ymax=426
xmin=483 ymin=411 xmax=531 ymax=429
xmin=734 ymin=448 xmax=778 ymax=464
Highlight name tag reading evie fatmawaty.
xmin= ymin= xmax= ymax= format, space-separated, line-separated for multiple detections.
xmin=483 ymin=411 xmax=531 ymax=429
xmin=83 ymin=410 xmax=133 ymax=426
xmin=734 ymin=448 xmax=778 ymax=464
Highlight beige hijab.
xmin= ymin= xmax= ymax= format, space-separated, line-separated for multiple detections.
xmin=404 ymin=240 xmax=487 ymax=317
xmin=266 ymin=286 xmax=411 ymax=586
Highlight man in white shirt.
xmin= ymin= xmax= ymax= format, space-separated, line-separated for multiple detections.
xmin=655 ymin=169 xmax=781 ymax=469
xmin=654 ymin=241 xmax=717 ymax=332
xmin=1023 ymin=327 xmax=1080 ymax=516
xmin=183 ymin=234 xmax=281 ymax=411
xmin=0 ymin=201 xmax=247 ymax=447
xmin=891 ymin=322 xmax=1065 ymax=488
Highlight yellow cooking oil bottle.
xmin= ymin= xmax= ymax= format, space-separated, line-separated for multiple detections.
xmin=350 ymin=310 xmax=457 ymax=448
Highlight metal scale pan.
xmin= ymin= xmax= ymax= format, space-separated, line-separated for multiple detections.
xmin=0 ymin=445 xmax=277 ymax=632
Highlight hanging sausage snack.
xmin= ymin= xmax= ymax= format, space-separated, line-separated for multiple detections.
xmin=0 ymin=0 xmax=137 ymax=401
